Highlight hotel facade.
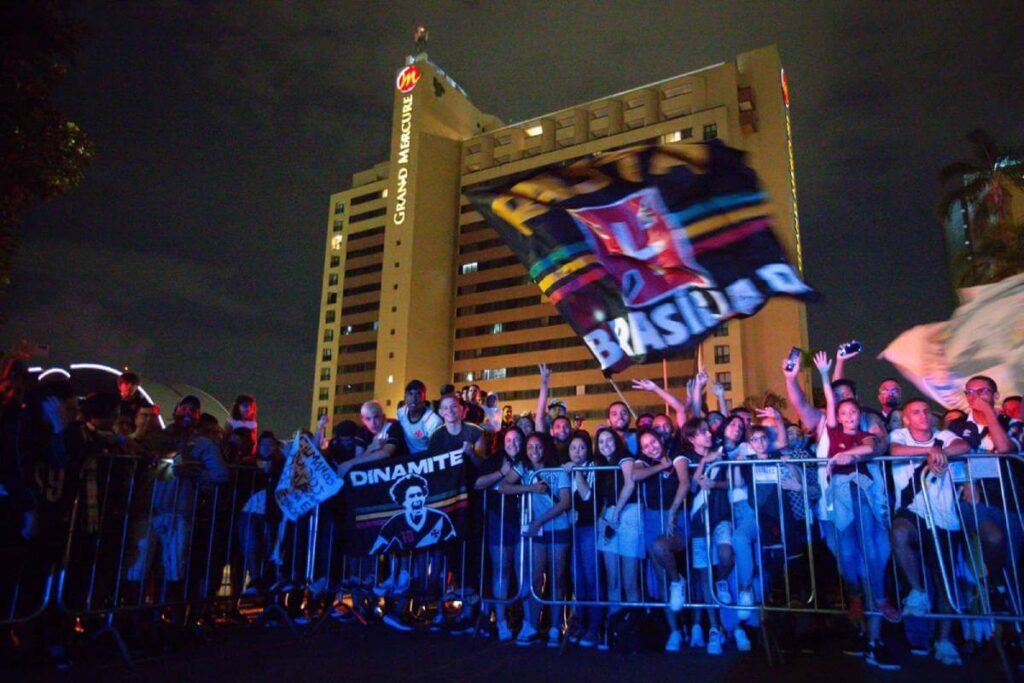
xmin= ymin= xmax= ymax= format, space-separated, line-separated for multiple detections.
xmin=311 ymin=45 xmax=809 ymax=427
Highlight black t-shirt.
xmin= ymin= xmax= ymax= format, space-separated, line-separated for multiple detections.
xmin=355 ymin=421 xmax=408 ymax=459
xmin=639 ymin=454 xmax=689 ymax=511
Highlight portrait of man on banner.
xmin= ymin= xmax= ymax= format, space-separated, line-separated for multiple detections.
xmin=369 ymin=473 xmax=456 ymax=554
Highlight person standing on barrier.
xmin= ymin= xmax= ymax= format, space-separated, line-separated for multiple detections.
xmin=499 ymin=432 xmax=570 ymax=647
xmin=888 ymin=397 xmax=969 ymax=666
xmin=562 ymin=430 xmax=603 ymax=648
xmin=813 ymin=352 xmax=901 ymax=670
xmin=947 ymin=376 xmax=1021 ymax=614
xmin=633 ymin=427 xmax=691 ymax=653
xmin=473 ymin=426 xmax=525 ymax=642
xmin=595 ymin=426 xmax=643 ymax=621
xmin=687 ymin=417 xmax=730 ymax=655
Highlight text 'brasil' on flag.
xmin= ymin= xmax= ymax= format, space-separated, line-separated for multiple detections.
xmin=467 ymin=141 xmax=817 ymax=375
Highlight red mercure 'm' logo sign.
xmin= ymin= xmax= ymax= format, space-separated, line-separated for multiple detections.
xmin=396 ymin=66 xmax=421 ymax=93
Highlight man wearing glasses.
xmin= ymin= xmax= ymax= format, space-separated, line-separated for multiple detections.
xmin=947 ymin=376 xmax=1020 ymax=613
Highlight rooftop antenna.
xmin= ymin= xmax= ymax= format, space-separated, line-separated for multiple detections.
xmin=413 ymin=26 xmax=429 ymax=56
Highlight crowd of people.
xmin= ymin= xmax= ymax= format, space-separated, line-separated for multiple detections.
xmin=1 ymin=345 xmax=1022 ymax=672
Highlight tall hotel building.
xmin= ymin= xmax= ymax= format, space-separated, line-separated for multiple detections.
xmin=311 ymin=45 xmax=808 ymax=427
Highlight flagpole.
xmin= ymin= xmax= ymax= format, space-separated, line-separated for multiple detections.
xmin=661 ymin=358 xmax=670 ymax=415
xmin=607 ymin=378 xmax=637 ymax=421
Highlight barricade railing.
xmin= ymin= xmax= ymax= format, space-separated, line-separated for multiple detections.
xmin=13 ymin=447 xmax=1024 ymax=665
xmin=698 ymin=452 xmax=1024 ymax=624
xmin=474 ymin=454 xmax=1024 ymax=636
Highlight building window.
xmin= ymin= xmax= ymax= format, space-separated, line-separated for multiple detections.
xmin=461 ymin=262 xmax=478 ymax=275
xmin=327 ymin=293 xmax=337 ymax=305
xmin=317 ymin=406 xmax=328 ymax=418
xmin=715 ymin=371 xmax=732 ymax=391
xmin=323 ymin=329 xmax=334 ymax=342
xmin=328 ymin=274 xmax=339 ymax=287
xmin=333 ymin=220 xmax=343 ymax=233
xmin=491 ymin=322 xmax=503 ymax=334
xmin=330 ymin=255 xmax=340 ymax=267
xmin=322 ymin=348 xmax=333 ymax=361
xmin=681 ymin=127 xmax=693 ymax=139
xmin=320 ymin=368 xmax=331 ymax=381
xmin=331 ymin=235 xmax=343 ymax=250
xmin=702 ymin=123 xmax=718 ymax=140
xmin=318 ymin=388 xmax=329 ymax=401
xmin=325 ymin=311 xmax=336 ymax=323
xmin=714 ymin=345 xmax=730 ymax=364
xmin=713 ymin=322 xmax=728 ymax=337
xmin=334 ymin=203 xmax=344 ymax=215
xmin=662 ymin=131 xmax=682 ymax=143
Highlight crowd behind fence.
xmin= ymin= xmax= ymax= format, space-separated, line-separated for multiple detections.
xmin=2 ymin=358 xmax=1024 ymax=676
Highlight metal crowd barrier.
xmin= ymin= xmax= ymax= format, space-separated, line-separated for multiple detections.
xmin=7 ymin=448 xmax=1024 ymax=669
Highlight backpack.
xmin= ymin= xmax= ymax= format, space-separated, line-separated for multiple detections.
xmin=607 ymin=608 xmax=668 ymax=654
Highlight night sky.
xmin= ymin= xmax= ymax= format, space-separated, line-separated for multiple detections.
xmin=3 ymin=1 xmax=1023 ymax=433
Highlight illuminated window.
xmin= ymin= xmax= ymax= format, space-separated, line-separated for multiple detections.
xmin=387 ymin=375 xmax=394 ymax=384
xmin=702 ymin=123 xmax=718 ymax=140
xmin=322 ymin=348 xmax=332 ymax=361
xmin=715 ymin=371 xmax=732 ymax=391
xmin=466 ymin=372 xmax=474 ymax=382
xmin=461 ymin=262 xmax=478 ymax=275
xmin=323 ymin=329 xmax=334 ymax=342
xmin=525 ymin=124 xmax=543 ymax=137
xmin=328 ymin=274 xmax=338 ymax=286
xmin=345 ymin=325 xmax=353 ymax=335
xmin=662 ymin=131 xmax=682 ymax=143
xmin=318 ymin=388 xmax=329 ymax=401
xmin=491 ymin=322 xmax=503 ymax=334
xmin=320 ymin=368 xmax=331 ymax=381
xmin=331 ymin=235 xmax=343 ymax=250
xmin=714 ymin=345 xmax=730 ymax=364
xmin=381 ymin=188 xmax=388 ymax=198
xmin=317 ymin=406 xmax=328 ymax=418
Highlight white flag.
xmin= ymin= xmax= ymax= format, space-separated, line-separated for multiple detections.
xmin=880 ymin=272 xmax=1024 ymax=409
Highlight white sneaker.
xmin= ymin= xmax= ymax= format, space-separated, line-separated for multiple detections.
xmin=934 ymin=639 xmax=962 ymax=666
xmin=707 ymin=627 xmax=724 ymax=655
xmin=669 ymin=578 xmax=686 ymax=612
xmin=716 ymin=580 xmax=733 ymax=605
xmin=497 ymin=620 xmax=513 ymax=642
xmin=547 ymin=626 xmax=561 ymax=648
xmin=689 ymin=623 xmax=705 ymax=648
xmin=737 ymin=589 xmax=754 ymax=620
xmin=902 ymin=588 xmax=931 ymax=617
xmin=734 ymin=627 xmax=752 ymax=652
xmin=665 ymin=630 xmax=683 ymax=652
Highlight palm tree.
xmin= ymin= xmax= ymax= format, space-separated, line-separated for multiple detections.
xmin=937 ymin=129 xmax=1024 ymax=245
xmin=938 ymin=129 xmax=1024 ymax=287
xmin=954 ymin=219 xmax=1024 ymax=287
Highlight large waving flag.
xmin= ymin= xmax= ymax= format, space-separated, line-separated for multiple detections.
xmin=880 ymin=272 xmax=1024 ymax=409
xmin=467 ymin=142 xmax=816 ymax=374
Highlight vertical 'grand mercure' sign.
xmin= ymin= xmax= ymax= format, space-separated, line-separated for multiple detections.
xmin=392 ymin=66 xmax=420 ymax=226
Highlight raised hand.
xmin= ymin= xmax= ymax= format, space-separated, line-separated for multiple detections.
xmin=632 ymin=378 xmax=658 ymax=392
xmin=695 ymin=370 xmax=709 ymax=387
xmin=812 ymin=351 xmax=832 ymax=376
xmin=755 ymin=406 xmax=781 ymax=423
xmin=538 ymin=363 xmax=552 ymax=383
xmin=712 ymin=382 xmax=726 ymax=397
xmin=781 ymin=354 xmax=801 ymax=379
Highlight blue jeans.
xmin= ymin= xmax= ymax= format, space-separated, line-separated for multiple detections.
xmin=732 ymin=502 xmax=759 ymax=591
xmin=572 ymin=524 xmax=602 ymax=634
xmin=834 ymin=489 xmax=891 ymax=605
